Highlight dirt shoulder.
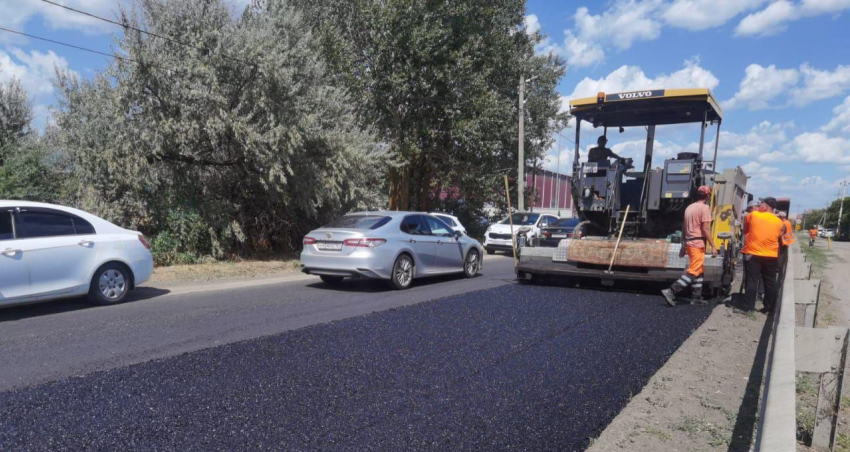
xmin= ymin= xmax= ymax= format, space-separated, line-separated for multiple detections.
xmin=148 ymin=258 xmax=301 ymax=285
xmin=796 ymin=238 xmax=850 ymax=451
xmin=588 ymin=292 xmax=769 ymax=451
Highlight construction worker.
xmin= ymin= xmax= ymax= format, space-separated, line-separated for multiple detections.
xmin=740 ymin=200 xmax=761 ymax=297
xmin=662 ymin=186 xmax=718 ymax=306
xmin=742 ymin=197 xmax=786 ymax=313
xmin=809 ymin=226 xmax=818 ymax=247
xmin=777 ymin=211 xmax=794 ymax=286
xmin=587 ymin=136 xmax=623 ymax=164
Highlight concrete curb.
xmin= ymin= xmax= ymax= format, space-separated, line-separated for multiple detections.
xmin=755 ymin=245 xmax=797 ymax=451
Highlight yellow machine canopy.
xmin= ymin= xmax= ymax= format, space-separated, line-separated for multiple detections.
xmin=570 ymin=88 xmax=722 ymax=127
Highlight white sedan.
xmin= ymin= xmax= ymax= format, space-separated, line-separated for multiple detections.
xmin=0 ymin=201 xmax=153 ymax=308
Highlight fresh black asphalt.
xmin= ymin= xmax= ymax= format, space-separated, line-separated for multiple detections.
xmin=0 ymin=283 xmax=711 ymax=451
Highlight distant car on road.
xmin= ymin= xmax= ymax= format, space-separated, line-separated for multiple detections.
xmin=483 ymin=212 xmax=559 ymax=254
xmin=821 ymin=229 xmax=835 ymax=238
xmin=431 ymin=212 xmax=467 ymax=235
xmin=300 ymin=211 xmax=483 ymax=290
xmin=537 ymin=217 xmax=582 ymax=247
xmin=0 ymin=201 xmax=153 ymax=308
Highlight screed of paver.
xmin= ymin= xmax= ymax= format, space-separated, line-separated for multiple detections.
xmin=0 ymin=284 xmax=711 ymax=452
xmin=588 ymin=294 xmax=770 ymax=451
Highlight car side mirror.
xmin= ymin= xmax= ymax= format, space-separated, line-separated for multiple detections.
xmin=454 ymin=230 xmax=462 ymax=240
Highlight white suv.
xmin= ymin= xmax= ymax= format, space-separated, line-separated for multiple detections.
xmin=483 ymin=212 xmax=559 ymax=254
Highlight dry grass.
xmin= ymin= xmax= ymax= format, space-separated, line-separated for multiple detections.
xmin=150 ymin=258 xmax=300 ymax=284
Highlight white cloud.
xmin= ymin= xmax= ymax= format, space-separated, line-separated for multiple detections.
xmin=524 ymin=14 xmax=541 ymax=35
xmin=736 ymin=0 xmax=850 ymax=37
xmin=0 ymin=47 xmax=77 ymax=128
xmin=735 ymin=0 xmax=798 ymax=36
xmin=714 ymin=121 xmax=794 ymax=157
xmin=793 ymin=64 xmax=850 ymax=105
xmin=786 ymin=132 xmax=850 ymax=163
xmin=543 ymin=1 xmax=663 ymax=68
xmin=566 ymin=59 xmax=719 ymax=101
xmin=0 ymin=0 xmax=129 ymax=40
xmin=724 ymin=64 xmax=799 ymax=110
xmin=663 ymin=0 xmax=766 ymax=31
xmin=725 ymin=63 xmax=850 ymax=110
xmin=822 ymin=96 xmax=850 ymax=134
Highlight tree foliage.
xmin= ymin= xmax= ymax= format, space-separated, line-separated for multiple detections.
xmin=54 ymin=0 xmax=388 ymax=259
xmin=292 ymin=0 xmax=568 ymax=213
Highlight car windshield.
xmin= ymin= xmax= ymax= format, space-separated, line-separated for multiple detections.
xmin=500 ymin=213 xmax=540 ymax=226
xmin=323 ymin=215 xmax=391 ymax=230
xmin=552 ymin=218 xmax=580 ymax=228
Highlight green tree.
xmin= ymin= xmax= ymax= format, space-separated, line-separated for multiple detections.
xmin=55 ymin=0 xmax=387 ymax=259
xmin=292 ymin=0 xmax=568 ymax=212
xmin=0 ymin=76 xmax=33 ymax=150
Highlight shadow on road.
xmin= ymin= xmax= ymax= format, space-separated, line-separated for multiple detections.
xmin=307 ymin=272 xmax=482 ymax=293
xmin=0 ymin=287 xmax=171 ymax=322
xmin=727 ymin=308 xmax=773 ymax=452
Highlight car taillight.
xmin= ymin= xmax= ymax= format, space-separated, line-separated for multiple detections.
xmin=542 ymin=231 xmax=551 ymax=238
xmin=567 ymin=233 xmax=573 ymax=238
xmin=343 ymin=238 xmax=387 ymax=248
xmin=138 ymin=234 xmax=151 ymax=250
xmin=303 ymin=237 xmax=317 ymax=245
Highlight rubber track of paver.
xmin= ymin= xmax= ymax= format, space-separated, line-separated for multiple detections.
xmin=0 ymin=284 xmax=711 ymax=451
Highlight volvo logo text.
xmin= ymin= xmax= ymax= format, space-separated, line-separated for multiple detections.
xmin=617 ymin=91 xmax=653 ymax=100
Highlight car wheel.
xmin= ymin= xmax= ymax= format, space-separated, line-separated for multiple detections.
xmin=389 ymin=254 xmax=414 ymax=290
xmin=486 ymin=248 xmax=496 ymax=255
xmin=320 ymin=275 xmax=344 ymax=285
xmin=464 ymin=249 xmax=480 ymax=278
xmin=87 ymin=263 xmax=131 ymax=306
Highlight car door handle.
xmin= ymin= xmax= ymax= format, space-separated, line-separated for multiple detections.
xmin=408 ymin=239 xmax=416 ymax=244
xmin=436 ymin=240 xmax=443 ymax=245
xmin=79 ymin=240 xmax=94 ymax=247
xmin=2 ymin=248 xmax=21 ymax=256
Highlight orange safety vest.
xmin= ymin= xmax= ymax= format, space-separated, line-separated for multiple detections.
xmin=781 ymin=219 xmax=795 ymax=245
xmin=743 ymin=211 xmax=783 ymax=258
xmin=809 ymin=228 xmax=818 ymax=238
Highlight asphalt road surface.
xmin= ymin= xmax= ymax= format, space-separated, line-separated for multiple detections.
xmin=0 ymin=256 xmax=712 ymax=451
xmin=0 ymin=255 xmax=518 ymax=391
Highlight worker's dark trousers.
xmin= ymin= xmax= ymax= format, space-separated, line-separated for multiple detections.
xmin=744 ymin=254 xmax=779 ymax=311
xmin=777 ymin=245 xmax=789 ymax=288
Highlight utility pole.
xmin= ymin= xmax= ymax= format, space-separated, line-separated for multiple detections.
xmin=518 ymin=75 xmax=525 ymax=212
xmin=517 ymin=74 xmax=538 ymax=212
xmin=838 ymin=181 xmax=848 ymax=238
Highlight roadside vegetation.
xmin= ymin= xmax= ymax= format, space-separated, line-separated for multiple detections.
xmin=0 ymin=0 xmax=567 ymax=266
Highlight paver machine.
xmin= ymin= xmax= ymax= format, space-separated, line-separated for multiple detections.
xmin=517 ymin=89 xmax=746 ymax=296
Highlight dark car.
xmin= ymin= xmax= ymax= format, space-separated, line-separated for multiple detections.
xmin=537 ymin=218 xmax=582 ymax=247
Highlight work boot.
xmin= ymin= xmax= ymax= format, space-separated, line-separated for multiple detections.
xmin=661 ymin=288 xmax=677 ymax=307
xmin=690 ymin=297 xmax=707 ymax=306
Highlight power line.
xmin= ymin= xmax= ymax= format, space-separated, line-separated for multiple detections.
xmin=38 ymin=0 xmax=255 ymax=67
xmin=0 ymin=26 xmax=135 ymax=63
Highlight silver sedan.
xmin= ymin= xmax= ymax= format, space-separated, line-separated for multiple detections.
xmin=300 ymin=211 xmax=484 ymax=289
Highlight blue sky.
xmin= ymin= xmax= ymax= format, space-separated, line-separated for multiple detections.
xmin=0 ymin=0 xmax=848 ymax=215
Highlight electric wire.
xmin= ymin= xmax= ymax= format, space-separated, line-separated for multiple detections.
xmin=38 ymin=0 xmax=255 ymax=67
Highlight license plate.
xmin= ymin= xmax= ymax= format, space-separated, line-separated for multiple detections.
xmin=552 ymin=234 xmax=566 ymax=238
xmin=317 ymin=242 xmax=343 ymax=251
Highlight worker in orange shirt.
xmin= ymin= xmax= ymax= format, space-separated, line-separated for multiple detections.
xmin=809 ymin=227 xmax=818 ymax=247
xmin=777 ymin=211 xmax=794 ymax=286
xmin=743 ymin=197 xmax=786 ymax=313
xmin=661 ymin=186 xmax=717 ymax=307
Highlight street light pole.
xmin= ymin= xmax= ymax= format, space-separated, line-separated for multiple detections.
xmin=838 ymin=181 xmax=848 ymax=238
xmin=517 ymin=74 xmax=538 ymax=213
xmin=518 ymin=75 xmax=525 ymax=212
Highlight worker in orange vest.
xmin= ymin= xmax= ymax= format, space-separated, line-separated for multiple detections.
xmin=661 ymin=186 xmax=718 ymax=307
xmin=777 ymin=211 xmax=794 ymax=286
xmin=809 ymin=227 xmax=818 ymax=247
xmin=743 ymin=197 xmax=786 ymax=313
